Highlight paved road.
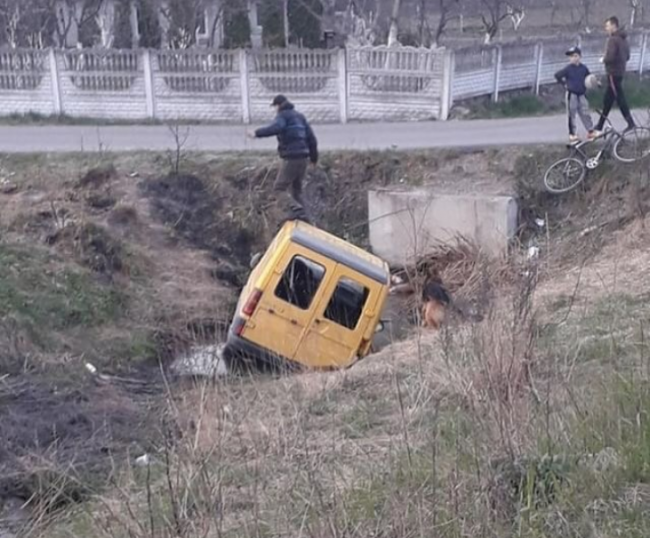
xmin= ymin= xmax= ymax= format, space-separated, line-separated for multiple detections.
xmin=0 ymin=111 xmax=644 ymax=153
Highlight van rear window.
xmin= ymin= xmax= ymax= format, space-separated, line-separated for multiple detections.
xmin=275 ymin=255 xmax=325 ymax=310
xmin=324 ymin=278 xmax=370 ymax=330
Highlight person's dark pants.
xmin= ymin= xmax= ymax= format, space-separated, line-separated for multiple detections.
xmin=273 ymin=157 xmax=311 ymax=231
xmin=596 ymin=75 xmax=635 ymax=131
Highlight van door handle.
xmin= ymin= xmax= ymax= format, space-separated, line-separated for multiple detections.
xmin=268 ymin=308 xmax=275 ymax=315
xmin=314 ymin=319 xmax=321 ymax=324
xmin=290 ymin=319 xmax=298 ymax=325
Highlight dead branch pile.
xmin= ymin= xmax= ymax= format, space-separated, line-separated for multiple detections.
xmin=394 ymin=236 xmax=520 ymax=305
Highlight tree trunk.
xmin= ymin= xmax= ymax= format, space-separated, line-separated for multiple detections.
xmin=630 ymin=0 xmax=638 ymax=28
xmin=282 ymin=0 xmax=289 ymax=46
xmin=418 ymin=0 xmax=426 ymax=46
xmin=387 ymin=0 xmax=401 ymax=46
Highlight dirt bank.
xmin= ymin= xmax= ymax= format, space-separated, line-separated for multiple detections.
xmin=0 ymin=145 xmax=648 ymax=536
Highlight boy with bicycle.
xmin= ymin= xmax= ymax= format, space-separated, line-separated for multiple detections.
xmin=555 ymin=46 xmax=598 ymax=145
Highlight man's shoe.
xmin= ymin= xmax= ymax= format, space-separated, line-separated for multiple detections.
xmin=590 ymin=130 xmax=604 ymax=139
xmin=569 ymin=135 xmax=580 ymax=145
xmin=587 ymin=130 xmax=598 ymax=141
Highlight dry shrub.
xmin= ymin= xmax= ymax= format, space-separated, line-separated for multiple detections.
xmin=77 ymin=164 xmax=117 ymax=190
xmin=107 ymin=205 xmax=139 ymax=228
xmin=393 ymin=236 xmax=520 ymax=322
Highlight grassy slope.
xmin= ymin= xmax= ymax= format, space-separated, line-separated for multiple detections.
xmin=1 ymin=148 xmax=650 ymax=537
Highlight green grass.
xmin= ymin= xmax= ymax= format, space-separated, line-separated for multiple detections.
xmin=468 ymin=93 xmax=548 ymax=119
xmin=541 ymin=292 xmax=650 ymax=368
xmin=0 ymin=242 xmax=125 ymax=339
xmin=465 ymin=76 xmax=650 ymax=121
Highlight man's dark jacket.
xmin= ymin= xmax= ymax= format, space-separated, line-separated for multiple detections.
xmin=604 ymin=30 xmax=631 ymax=77
xmin=255 ymin=101 xmax=318 ymax=163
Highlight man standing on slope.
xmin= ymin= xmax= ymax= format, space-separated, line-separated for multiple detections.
xmin=249 ymin=94 xmax=318 ymax=229
xmin=594 ymin=16 xmax=635 ymax=135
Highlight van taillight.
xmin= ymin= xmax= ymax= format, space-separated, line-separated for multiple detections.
xmin=242 ymin=289 xmax=263 ymax=317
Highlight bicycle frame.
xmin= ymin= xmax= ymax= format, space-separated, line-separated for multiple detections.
xmin=567 ymin=112 xmax=620 ymax=170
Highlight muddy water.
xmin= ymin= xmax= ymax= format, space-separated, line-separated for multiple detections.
xmin=171 ymin=344 xmax=229 ymax=378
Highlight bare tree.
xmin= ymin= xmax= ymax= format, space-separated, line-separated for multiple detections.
xmin=160 ymin=0 xmax=207 ymax=49
xmin=478 ymin=0 xmax=509 ymax=44
xmin=386 ymin=0 xmax=401 ymax=46
xmin=431 ymin=0 xmax=460 ymax=47
xmin=49 ymin=0 xmax=104 ymax=47
xmin=506 ymin=3 xmax=525 ymax=31
xmin=629 ymin=0 xmax=644 ymax=28
xmin=549 ymin=0 xmax=558 ymax=25
xmin=343 ymin=0 xmax=377 ymax=46
xmin=0 ymin=0 xmax=58 ymax=48
xmin=579 ymin=0 xmax=593 ymax=31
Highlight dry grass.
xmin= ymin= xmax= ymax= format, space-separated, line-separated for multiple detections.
xmin=3 ymin=147 xmax=650 ymax=538
xmin=36 ymin=215 xmax=650 ymax=538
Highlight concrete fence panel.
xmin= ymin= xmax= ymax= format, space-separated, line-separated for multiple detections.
xmin=0 ymin=49 xmax=55 ymax=116
xmin=347 ymin=45 xmax=446 ymax=122
xmin=58 ymin=49 xmax=147 ymax=119
xmin=152 ymin=49 xmax=242 ymax=122
xmin=452 ymin=45 xmax=497 ymax=100
xmin=499 ymin=42 xmax=537 ymax=92
xmin=247 ymin=49 xmax=341 ymax=124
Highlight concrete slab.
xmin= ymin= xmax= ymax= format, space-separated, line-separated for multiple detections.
xmin=368 ymin=188 xmax=518 ymax=265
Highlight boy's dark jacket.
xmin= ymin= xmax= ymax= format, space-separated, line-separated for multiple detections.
xmin=604 ymin=30 xmax=631 ymax=77
xmin=555 ymin=63 xmax=590 ymax=95
xmin=255 ymin=101 xmax=318 ymax=163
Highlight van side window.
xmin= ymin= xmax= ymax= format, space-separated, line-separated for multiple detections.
xmin=275 ymin=255 xmax=325 ymax=310
xmin=324 ymin=277 xmax=370 ymax=330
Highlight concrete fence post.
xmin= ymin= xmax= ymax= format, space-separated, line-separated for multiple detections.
xmin=239 ymin=49 xmax=251 ymax=124
xmin=639 ymin=32 xmax=648 ymax=76
xmin=533 ymin=41 xmax=543 ymax=95
xmin=492 ymin=45 xmax=502 ymax=103
xmin=48 ymin=49 xmax=62 ymax=115
xmin=337 ymin=48 xmax=347 ymax=123
xmin=440 ymin=49 xmax=454 ymax=120
xmin=142 ymin=49 xmax=156 ymax=119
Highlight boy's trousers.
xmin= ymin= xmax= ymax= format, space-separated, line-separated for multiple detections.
xmin=567 ymin=92 xmax=594 ymax=135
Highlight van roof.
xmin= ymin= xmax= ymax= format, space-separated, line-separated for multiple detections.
xmin=289 ymin=221 xmax=390 ymax=284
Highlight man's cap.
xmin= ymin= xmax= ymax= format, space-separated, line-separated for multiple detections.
xmin=565 ymin=46 xmax=582 ymax=56
xmin=271 ymin=94 xmax=288 ymax=107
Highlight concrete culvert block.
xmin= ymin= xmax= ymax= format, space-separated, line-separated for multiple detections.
xmin=368 ymin=188 xmax=518 ymax=264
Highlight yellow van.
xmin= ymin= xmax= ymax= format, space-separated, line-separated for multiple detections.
xmin=222 ymin=221 xmax=390 ymax=371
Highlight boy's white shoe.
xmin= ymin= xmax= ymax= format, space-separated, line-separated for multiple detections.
xmin=569 ymin=135 xmax=580 ymax=145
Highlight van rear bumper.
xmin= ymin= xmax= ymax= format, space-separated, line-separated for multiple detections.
xmin=222 ymin=330 xmax=303 ymax=374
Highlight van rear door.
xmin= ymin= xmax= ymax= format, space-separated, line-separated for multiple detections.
xmin=242 ymin=245 xmax=332 ymax=361
xmin=294 ymin=265 xmax=380 ymax=369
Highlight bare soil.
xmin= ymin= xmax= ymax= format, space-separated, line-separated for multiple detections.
xmin=0 ymin=146 xmax=648 ymax=536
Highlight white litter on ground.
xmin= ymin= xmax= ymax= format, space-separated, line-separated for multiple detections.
xmin=134 ymin=454 xmax=152 ymax=467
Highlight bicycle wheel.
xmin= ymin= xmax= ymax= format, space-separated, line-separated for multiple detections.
xmin=543 ymin=157 xmax=587 ymax=194
xmin=613 ymin=127 xmax=650 ymax=163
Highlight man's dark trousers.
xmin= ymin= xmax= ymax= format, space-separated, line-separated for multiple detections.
xmin=274 ymin=158 xmax=311 ymax=229
xmin=596 ymin=75 xmax=634 ymax=130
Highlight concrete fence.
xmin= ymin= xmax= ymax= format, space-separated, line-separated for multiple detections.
xmin=0 ymin=46 xmax=448 ymax=124
xmin=452 ymin=32 xmax=650 ymax=103
xmin=0 ymin=33 xmax=648 ymax=124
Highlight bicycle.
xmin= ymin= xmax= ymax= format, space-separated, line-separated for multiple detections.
xmin=543 ymin=116 xmax=650 ymax=194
